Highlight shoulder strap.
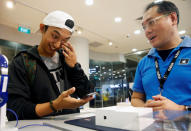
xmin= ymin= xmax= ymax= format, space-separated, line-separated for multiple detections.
xmin=22 ymin=53 xmax=37 ymax=87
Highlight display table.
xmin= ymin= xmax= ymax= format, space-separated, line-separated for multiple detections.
xmin=6 ymin=108 xmax=191 ymax=131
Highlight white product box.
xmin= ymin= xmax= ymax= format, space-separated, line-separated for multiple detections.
xmin=95 ymin=106 xmax=154 ymax=131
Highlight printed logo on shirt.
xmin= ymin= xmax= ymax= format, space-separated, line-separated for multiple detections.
xmin=50 ymin=66 xmax=64 ymax=91
xmin=179 ymin=58 xmax=189 ymax=65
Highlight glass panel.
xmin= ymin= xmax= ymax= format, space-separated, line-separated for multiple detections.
xmin=16 ymin=44 xmax=32 ymax=54
xmin=89 ymin=49 xmax=150 ymax=108
xmin=0 ymin=39 xmax=32 ymax=63
xmin=89 ymin=60 xmax=129 ymax=108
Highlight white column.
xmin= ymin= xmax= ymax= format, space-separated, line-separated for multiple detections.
xmin=70 ymin=36 xmax=89 ymax=77
xmin=70 ymin=36 xmax=90 ymax=109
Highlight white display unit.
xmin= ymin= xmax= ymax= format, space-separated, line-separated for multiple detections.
xmin=96 ymin=106 xmax=154 ymax=131
xmin=0 ymin=55 xmax=18 ymax=131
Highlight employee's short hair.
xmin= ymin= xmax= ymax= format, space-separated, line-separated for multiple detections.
xmin=145 ymin=1 xmax=179 ymax=25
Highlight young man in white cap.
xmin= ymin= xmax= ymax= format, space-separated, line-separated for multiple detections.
xmin=7 ymin=10 xmax=93 ymax=120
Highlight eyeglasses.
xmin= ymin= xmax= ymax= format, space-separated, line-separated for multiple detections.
xmin=142 ymin=14 xmax=169 ymax=31
xmin=51 ymin=31 xmax=70 ymax=44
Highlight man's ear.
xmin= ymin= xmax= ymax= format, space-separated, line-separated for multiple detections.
xmin=170 ymin=12 xmax=178 ymax=26
xmin=40 ymin=24 xmax=45 ymax=33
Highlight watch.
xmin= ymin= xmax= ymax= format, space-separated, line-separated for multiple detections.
xmin=185 ymin=105 xmax=191 ymax=111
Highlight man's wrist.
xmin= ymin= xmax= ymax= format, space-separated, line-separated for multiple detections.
xmin=50 ymin=101 xmax=57 ymax=112
xmin=71 ymin=63 xmax=81 ymax=70
xmin=178 ymin=105 xmax=187 ymax=111
xmin=71 ymin=63 xmax=77 ymax=68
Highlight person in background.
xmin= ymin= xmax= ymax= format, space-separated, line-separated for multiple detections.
xmin=7 ymin=10 xmax=94 ymax=120
xmin=131 ymin=1 xmax=191 ymax=111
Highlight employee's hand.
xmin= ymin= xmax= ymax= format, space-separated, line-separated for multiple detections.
xmin=144 ymin=99 xmax=154 ymax=107
xmin=61 ymin=42 xmax=77 ymax=68
xmin=53 ymin=87 xmax=93 ymax=110
xmin=146 ymin=95 xmax=185 ymax=111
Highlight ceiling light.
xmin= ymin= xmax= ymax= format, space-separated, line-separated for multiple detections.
xmin=114 ymin=17 xmax=122 ymax=23
xmin=6 ymin=1 xmax=14 ymax=8
xmin=135 ymin=51 xmax=144 ymax=55
xmin=179 ymin=30 xmax=186 ymax=35
xmin=85 ymin=0 xmax=94 ymax=6
xmin=154 ymin=0 xmax=163 ymax=4
xmin=132 ymin=48 xmax=138 ymax=52
xmin=77 ymin=30 xmax=82 ymax=35
xmin=109 ymin=41 xmax=112 ymax=46
xmin=134 ymin=30 xmax=141 ymax=35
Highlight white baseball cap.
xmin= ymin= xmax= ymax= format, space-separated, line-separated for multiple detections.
xmin=43 ymin=10 xmax=75 ymax=33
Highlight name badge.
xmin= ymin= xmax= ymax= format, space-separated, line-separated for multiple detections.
xmin=179 ymin=58 xmax=189 ymax=65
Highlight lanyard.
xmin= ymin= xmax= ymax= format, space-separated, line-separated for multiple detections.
xmin=155 ymin=48 xmax=182 ymax=90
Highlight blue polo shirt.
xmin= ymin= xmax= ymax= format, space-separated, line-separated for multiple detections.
xmin=133 ymin=36 xmax=191 ymax=106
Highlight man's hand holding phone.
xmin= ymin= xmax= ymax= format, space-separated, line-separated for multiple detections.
xmin=61 ymin=42 xmax=77 ymax=68
xmin=53 ymin=87 xmax=94 ymax=110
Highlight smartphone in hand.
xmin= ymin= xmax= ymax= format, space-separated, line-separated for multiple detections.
xmin=83 ymin=92 xmax=97 ymax=99
xmin=87 ymin=92 xmax=97 ymax=97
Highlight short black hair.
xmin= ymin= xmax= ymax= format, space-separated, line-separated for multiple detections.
xmin=44 ymin=25 xmax=49 ymax=32
xmin=144 ymin=1 xmax=179 ymax=25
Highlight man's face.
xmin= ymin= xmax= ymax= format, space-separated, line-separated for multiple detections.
xmin=41 ymin=25 xmax=72 ymax=54
xmin=142 ymin=6 xmax=173 ymax=49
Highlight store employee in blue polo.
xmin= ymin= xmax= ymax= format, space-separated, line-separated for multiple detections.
xmin=131 ymin=1 xmax=191 ymax=111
